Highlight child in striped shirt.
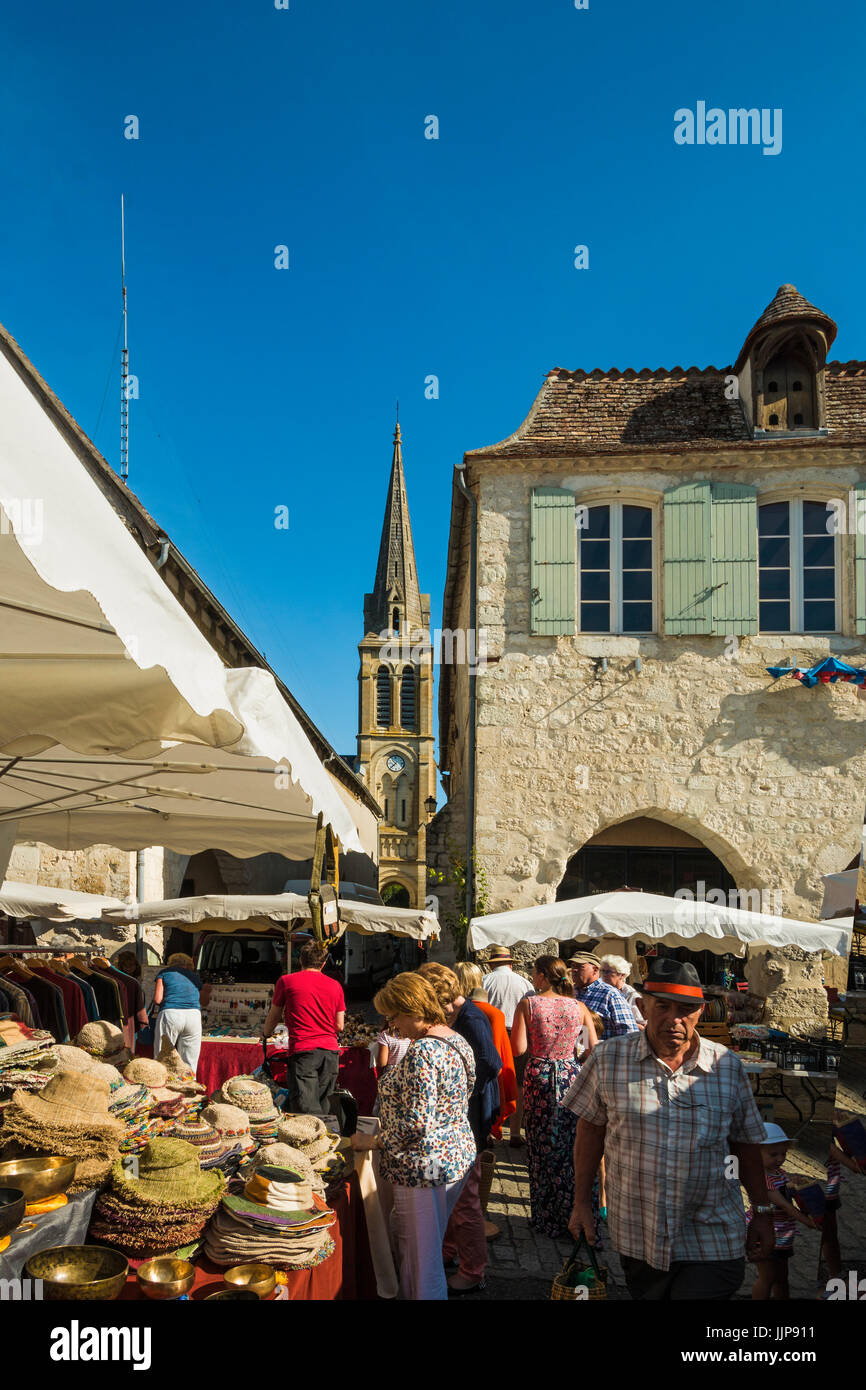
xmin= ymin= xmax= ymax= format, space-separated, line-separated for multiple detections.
xmin=748 ymin=1123 xmax=818 ymax=1299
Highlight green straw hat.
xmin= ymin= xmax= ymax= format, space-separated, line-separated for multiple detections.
xmin=110 ymin=1138 xmax=225 ymax=1208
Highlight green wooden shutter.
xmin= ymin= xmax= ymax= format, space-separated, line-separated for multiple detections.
xmin=710 ymin=484 xmax=758 ymax=634
xmin=663 ymin=482 xmax=712 ymax=633
xmin=530 ymin=487 xmax=575 ymax=635
xmin=855 ymin=486 xmax=866 ymax=635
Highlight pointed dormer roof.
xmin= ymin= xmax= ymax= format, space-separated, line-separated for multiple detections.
xmin=363 ymin=421 xmax=424 ymax=635
xmin=735 ymin=284 xmax=837 ymax=370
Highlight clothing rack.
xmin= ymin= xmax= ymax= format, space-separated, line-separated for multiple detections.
xmin=0 ymin=945 xmax=110 ymax=956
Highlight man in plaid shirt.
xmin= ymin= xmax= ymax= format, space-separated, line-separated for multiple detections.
xmin=567 ymin=951 xmax=638 ymax=1037
xmin=564 ymin=958 xmax=774 ymax=1299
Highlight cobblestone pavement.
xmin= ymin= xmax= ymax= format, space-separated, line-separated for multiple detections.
xmin=466 ymin=1123 xmax=866 ymax=1303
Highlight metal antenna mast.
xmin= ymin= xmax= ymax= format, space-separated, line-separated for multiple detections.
xmin=120 ymin=194 xmax=129 ymax=480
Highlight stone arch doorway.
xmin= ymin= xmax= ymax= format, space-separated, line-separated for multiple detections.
xmin=557 ymin=816 xmax=736 ymax=902
xmin=381 ymin=881 xmax=412 ymax=908
xmin=556 ymin=815 xmax=742 ymax=985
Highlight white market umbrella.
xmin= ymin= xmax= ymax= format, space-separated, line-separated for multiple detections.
xmin=468 ymin=889 xmax=851 ymax=958
xmin=102 ymin=893 xmax=438 ymax=941
xmin=0 ymin=878 xmax=126 ymax=921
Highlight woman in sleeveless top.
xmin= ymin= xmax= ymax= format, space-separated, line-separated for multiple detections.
xmin=510 ymin=956 xmax=598 ymax=1238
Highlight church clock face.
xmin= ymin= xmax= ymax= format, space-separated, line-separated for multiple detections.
xmin=386 ymin=753 xmax=405 ymax=773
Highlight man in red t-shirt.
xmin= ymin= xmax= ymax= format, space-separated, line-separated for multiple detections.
xmin=263 ymin=940 xmax=345 ymax=1115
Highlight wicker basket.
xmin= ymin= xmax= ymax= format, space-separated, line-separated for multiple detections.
xmin=550 ymin=1235 xmax=608 ymax=1301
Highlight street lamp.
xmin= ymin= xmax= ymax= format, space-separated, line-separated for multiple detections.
xmin=425 ymin=795 xmax=437 ymax=819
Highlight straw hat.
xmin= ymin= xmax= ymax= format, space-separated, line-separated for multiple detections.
xmin=75 ymin=1021 xmax=130 ymax=1065
xmin=251 ymin=1143 xmax=324 ymax=1192
xmin=124 ymin=1058 xmax=168 ymax=1089
xmin=52 ymin=1045 xmax=98 ymax=1074
xmin=202 ymin=1102 xmax=257 ymax=1154
xmin=156 ymin=1040 xmax=205 ymax=1094
xmin=12 ymin=1071 xmax=122 ymax=1131
xmin=277 ymin=1114 xmax=326 ymax=1147
xmin=486 ymin=946 xmax=513 ymax=966
xmin=221 ymin=1077 xmax=279 ymax=1122
xmin=110 ymin=1138 xmax=225 ymax=1207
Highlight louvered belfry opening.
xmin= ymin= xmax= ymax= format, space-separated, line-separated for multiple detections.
xmin=400 ymin=665 xmax=416 ymax=728
xmin=376 ymin=665 xmax=391 ymax=726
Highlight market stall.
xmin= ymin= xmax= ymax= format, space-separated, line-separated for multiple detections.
xmin=105 ymin=893 xmax=438 ymax=1103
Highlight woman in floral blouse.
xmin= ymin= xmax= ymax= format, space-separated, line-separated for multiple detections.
xmin=350 ymin=971 xmax=476 ymax=1300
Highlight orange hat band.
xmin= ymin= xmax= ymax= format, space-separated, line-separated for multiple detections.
xmin=644 ymin=981 xmax=703 ymax=999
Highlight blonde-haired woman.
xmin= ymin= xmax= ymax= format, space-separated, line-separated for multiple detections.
xmin=152 ymin=951 xmax=211 ymax=1073
xmin=453 ymin=961 xmax=517 ymax=1144
xmin=350 ymin=971 xmax=476 ymax=1300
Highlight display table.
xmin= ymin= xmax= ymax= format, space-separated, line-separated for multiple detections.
xmin=188 ymin=1039 xmax=378 ymax=1113
xmin=0 ymin=1189 xmax=98 ymax=1282
xmin=117 ymin=1171 xmax=377 ymax=1301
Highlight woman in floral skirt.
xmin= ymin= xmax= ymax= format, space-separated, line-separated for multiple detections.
xmin=510 ymin=956 xmax=597 ymax=1238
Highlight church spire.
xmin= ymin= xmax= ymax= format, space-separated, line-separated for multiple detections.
xmin=364 ymin=418 xmax=423 ymax=635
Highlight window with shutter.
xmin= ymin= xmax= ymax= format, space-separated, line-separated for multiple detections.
xmin=376 ymin=666 xmax=392 ymax=726
xmin=530 ymin=487 xmax=576 ymax=635
xmin=664 ymin=483 xmax=758 ymax=634
xmin=663 ymin=483 xmax=712 ymax=633
xmin=856 ymin=487 xmax=866 ymax=636
xmin=759 ymin=499 xmax=838 ymax=633
xmin=710 ymin=484 xmax=758 ymax=634
xmin=578 ymin=502 xmax=654 ymax=634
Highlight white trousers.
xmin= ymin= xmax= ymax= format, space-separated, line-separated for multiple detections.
xmin=390 ymin=1176 xmax=468 ymax=1301
xmin=154 ymin=1008 xmax=202 ymax=1073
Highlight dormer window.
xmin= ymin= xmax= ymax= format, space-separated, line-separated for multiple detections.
xmin=760 ymin=350 xmax=816 ymax=429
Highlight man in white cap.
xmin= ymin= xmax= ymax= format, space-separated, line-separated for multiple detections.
xmin=482 ymin=946 xmax=534 ymax=1147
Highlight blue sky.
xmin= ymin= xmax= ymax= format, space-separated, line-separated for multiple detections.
xmin=1 ymin=0 xmax=863 ymax=769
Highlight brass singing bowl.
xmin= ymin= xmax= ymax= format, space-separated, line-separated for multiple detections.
xmin=0 ymin=1188 xmax=26 ymax=1238
xmin=25 ymin=1245 xmax=129 ymax=1301
xmin=204 ymin=1287 xmax=259 ymax=1301
xmin=223 ymin=1262 xmax=276 ymax=1298
xmin=0 ymin=1156 xmax=76 ymax=1202
xmin=137 ymin=1256 xmax=196 ymax=1300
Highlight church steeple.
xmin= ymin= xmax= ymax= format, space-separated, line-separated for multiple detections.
xmin=364 ymin=420 xmax=424 ymax=636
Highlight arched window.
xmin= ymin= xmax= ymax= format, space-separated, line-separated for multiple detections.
xmin=578 ymin=502 xmax=654 ymax=634
xmin=392 ymin=607 xmax=400 ymax=633
xmin=400 ymin=666 xmax=416 ymax=729
xmin=376 ymin=666 xmax=391 ymax=727
xmin=758 ymin=499 xmax=837 ymax=633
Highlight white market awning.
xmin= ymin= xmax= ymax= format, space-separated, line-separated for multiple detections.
xmin=0 ymin=337 xmax=373 ymax=866
xmin=102 ymin=893 xmax=438 ymax=940
xmin=468 ymin=889 xmax=851 ymax=958
xmin=0 ymin=878 xmax=126 ymax=921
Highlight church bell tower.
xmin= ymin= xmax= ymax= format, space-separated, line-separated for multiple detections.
xmin=358 ymin=421 xmax=435 ymax=908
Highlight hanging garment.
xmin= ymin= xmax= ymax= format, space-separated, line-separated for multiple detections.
xmin=28 ymin=963 xmax=87 ymax=1038
xmin=0 ymin=975 xmax=39 ymax=1028
xmin=68 ymin=969 xmax=100 ymax=1022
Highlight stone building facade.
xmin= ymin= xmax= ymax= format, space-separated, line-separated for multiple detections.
xmin=433 ymin=287 xmax=866 ymax=1028
xmin=357 ymin=423 xmax=437 ymax=908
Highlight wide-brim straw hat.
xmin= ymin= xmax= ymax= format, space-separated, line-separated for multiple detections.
xmin=12 ymin=1070 xmax=122 ymax=1131
xmin=110 ymin=1137 xmax=225 ymax=1207
xmin=124 ymin=1058 xmax=168 ymax=1089
xmin=486 ymin=946 xmax=513 ymax=965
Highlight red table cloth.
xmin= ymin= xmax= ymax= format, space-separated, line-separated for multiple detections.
xmin=118 ymin=1171 xmax=377 ymax=1301
xmin=188 ymin=1039 xmax=378 ymax=1112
